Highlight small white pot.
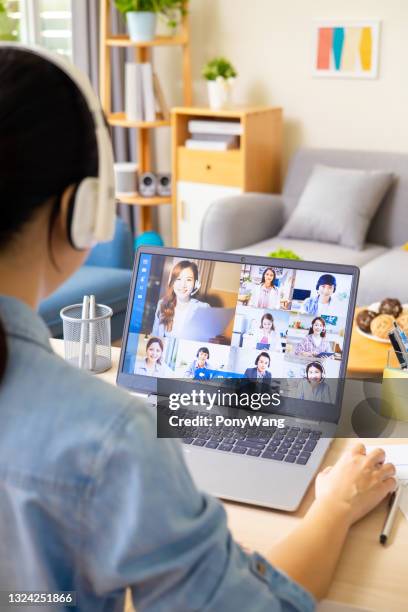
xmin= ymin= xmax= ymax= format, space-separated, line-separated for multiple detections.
xmin=207 ymin=77 xmax=236 ymax=110
xmin=126 ymin=11 xmax=156 ymax=42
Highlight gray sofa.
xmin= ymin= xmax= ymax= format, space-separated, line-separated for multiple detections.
xmin=201 ymin=148 xmax=408 ymax=305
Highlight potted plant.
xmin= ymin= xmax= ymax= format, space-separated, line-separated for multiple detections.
xmin=114 ymin=0 xmax=186 ymax=43
xmin=0 ymin=1 xmax=18 ymax=41
xmin=268 ymin=248 xmax=302 ymax=260
xmin=202 ymin=57 xmax=237 ymax=110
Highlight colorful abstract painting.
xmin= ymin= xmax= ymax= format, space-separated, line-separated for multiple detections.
xmin=313 ymin=20 xmax=380 ymax=78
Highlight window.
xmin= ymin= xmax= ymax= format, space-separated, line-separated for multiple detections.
xmin=37 ymin=0 xmax=72 ymax=57
xmin=2 ymin=0 xmax=72 ymax=57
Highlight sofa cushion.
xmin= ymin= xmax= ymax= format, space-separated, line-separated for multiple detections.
xmin=282 ymin=148 xmax=408 ymax=248
xmin=279 ymin=164 xmax=393 ymax=250
xmin=233 ymin=237 xmax=387 ymax=267
xmin=39 ymin=266 xmax=132 ymax=338
xmin=357 ymin=248 xmax=408 ymax=305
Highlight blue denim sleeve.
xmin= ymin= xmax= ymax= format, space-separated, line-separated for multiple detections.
xmin=81 ymin=405 xmax=316 ymax=612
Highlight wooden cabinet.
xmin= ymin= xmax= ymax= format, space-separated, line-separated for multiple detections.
xmin=177 ymin=181 xmax=241 ymax=249
xmin=171 ymin=106 xmax=282 ymax=247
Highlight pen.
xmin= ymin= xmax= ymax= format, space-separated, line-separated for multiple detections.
xmin=78 ymin=295 xmax=89 ymax=369
xmin=89 ymin=295 xmax=96 ymax=371
xmin=379 ymin=485 xmax=402 ymax=545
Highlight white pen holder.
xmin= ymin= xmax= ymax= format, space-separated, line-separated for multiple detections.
xmin=60 ymin=303 xmax=113 ymax=374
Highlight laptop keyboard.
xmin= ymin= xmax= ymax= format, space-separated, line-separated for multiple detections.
xmin=172 ymin=409 xmax=322 ymax=465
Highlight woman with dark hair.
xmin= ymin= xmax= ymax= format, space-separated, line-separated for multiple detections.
xmin=0 ymin=46 xmax=397 ymax=611
xmin=297 ymin=362 xmax=332 ymax=403
xmin=244 ymin=351 xmax=272 ymax=379
xmin=295 ymin=317 xmax=332 ymax=358
xmin=249 ymin=267 xmax=280 ymax=309
xmin=184 ymin=346 xmax=212 ymax=378
xmin=134 ymin=337 xmax=172 ymax=377
xmin=152 ymin=259 xmax=209 ymax=337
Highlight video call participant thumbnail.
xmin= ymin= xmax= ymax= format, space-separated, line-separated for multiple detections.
xmin=297 ymin=362 xmax=332 ymax=403
xmin=134 ymin=337 xmax=173 ymax=377
xmin=184 ymin=346 xmax=212 ymax=378
xmin=244 ymin=351 xmax=272 ymax=380
xmin=252 ymin=312 xmax=283 ymax=352
xmin=152 ymin=260 xmax=209 ymax=338
xmin=300 ymin=273 xmax=337 ymax=316
xmin=249 ymin=267 xmax=280 ymax=310
xmin=294 ymin=316 xmax=333 ymax=358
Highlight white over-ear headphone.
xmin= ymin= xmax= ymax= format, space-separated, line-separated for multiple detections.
xmin=0 ymin=43 xmax=116 ymax=249
xmin=190 ymin=280 xmax=201 ymax=296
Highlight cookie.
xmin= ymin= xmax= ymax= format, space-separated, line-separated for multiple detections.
xmin=379 ymin=298 xmax=403 ymax=318
xmin=396 ymin=313 xmax=408 ymax=333
xmin=370 ymin=314 xmax=394 ymax=339
xmin=356 ymin=310 xmax=378 ymax=333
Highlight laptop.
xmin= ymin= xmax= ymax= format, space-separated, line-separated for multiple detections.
xmin=117 ymin=247 xmax=359 ymax=511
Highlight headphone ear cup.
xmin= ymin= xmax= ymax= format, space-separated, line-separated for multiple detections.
xmin=70 ymin=178 xmax=99 ymax=249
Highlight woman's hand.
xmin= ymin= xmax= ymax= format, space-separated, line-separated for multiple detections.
xmin=315 ymin=443 xmax=397 ymax=527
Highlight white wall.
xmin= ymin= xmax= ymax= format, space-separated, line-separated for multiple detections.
xmin=153 ymin=0 xmax=408 ymax=242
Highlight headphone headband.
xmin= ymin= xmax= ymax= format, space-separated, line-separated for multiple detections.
xmin=0 ymin=43 xmax=116 ymax=248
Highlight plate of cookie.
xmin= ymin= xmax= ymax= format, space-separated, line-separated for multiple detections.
xmin=356 ymin=298 xmax=408 ymax=343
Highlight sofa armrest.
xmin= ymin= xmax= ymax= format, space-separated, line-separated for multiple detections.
xmin=85 ymin=217 xmax=134 ymax=270
xmin=200 ymin=193 xmax=285 ymax=251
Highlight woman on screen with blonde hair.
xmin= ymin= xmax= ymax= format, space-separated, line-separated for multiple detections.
xmin=152 ymin=259 xmax=209 ymax=338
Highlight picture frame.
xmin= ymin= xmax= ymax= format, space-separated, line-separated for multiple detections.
xmin=312 ymin=20 xmax=381 ymax=79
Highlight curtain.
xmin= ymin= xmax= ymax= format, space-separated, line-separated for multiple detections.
xmin=71 ymin=0 xmax=139 ymax=235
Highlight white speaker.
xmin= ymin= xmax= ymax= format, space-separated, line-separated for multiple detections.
xmin=114 ymin=162 xmax=138 ymax=195
xmin=157 ymin=173 xmax=172 ymax=196
xmin=139 ymin=172 xmax=157 ymax=197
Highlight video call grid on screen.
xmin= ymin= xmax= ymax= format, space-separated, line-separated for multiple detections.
xmin=120 ymin=249 xmax=357 ymax=421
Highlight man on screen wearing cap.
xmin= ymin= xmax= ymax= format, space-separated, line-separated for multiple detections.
xmin=300 ymin=274 xmax=338 ymax=316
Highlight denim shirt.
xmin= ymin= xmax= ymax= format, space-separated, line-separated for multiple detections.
xmin=0 ymin=296 xmax=315 ymax=612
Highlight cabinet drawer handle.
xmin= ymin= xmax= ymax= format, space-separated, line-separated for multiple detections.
xmin=206 ymin=164 xmax=212 ymax=171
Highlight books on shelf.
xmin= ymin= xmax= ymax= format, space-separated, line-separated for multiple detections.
xmin=188 ymin=119 xmax=243 ymax=136
xmin=125 ymin=63 xmax=143 ymax=121
xmin=185 ymin=135 xmax=239 ymax=150
xmin=125 ymin=62 xmax=168 ymax=123
xmin=185 ymin=119 xmax=242 ymax=150
xmin=141 ymin=62 xmax=155 ymax=122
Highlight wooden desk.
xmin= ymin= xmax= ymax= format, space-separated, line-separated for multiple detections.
xmin=347 ymin=308 xmax=390 ymax=379
xmin=51 ymin=340 xmax=408 ymax=611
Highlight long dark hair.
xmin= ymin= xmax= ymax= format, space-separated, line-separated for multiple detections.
xmin=159 ymin=260 xmax=199 ymax=331
xmin=0 ymin=48 xmax=98 ymax=382
xmin=308 ymin=316 xmax=326 ymax=337
xmin=261 ymin=267 xmax=276 ymax=287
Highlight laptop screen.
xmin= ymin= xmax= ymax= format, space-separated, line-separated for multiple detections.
xmin=119 ymin=250 xmax=357 ymax=423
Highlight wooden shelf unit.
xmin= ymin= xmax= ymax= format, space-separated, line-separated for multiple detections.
xmin=107 ymin=112 xmax=170 ymax=129
xmin=106 ymin=34 xmax=188 ymax=48
xmin=99 ymin=1 xmax=192 ymax=232
xmin=171 ymin=106 xmax=283 ymax=247
xmin=116 ymin=193 xmax=172 ymax=206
